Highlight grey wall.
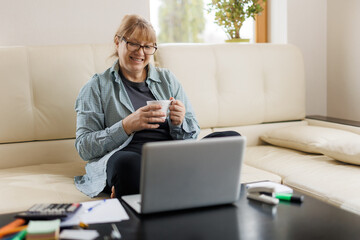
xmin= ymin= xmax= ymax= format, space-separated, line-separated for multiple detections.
xmin=268 ymin=0 xmax=328 ymax=117
xmin=327 ymin=0 xmax=360 ymax=121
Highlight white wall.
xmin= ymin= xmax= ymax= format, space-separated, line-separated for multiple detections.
xmin=268 ymin=0 xmax=287 ymax=44
xmin=327 ymin=0 xmax=360 ymax=121
xmin=0 ymin=0 xmax=150 ymax=46
xmin=269 ymin=0 xmax=328 ymax=116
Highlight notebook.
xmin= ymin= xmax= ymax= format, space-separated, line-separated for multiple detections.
xmin=121 ymin=136 xmax=246 ymax=214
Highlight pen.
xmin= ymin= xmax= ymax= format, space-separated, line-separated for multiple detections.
xmin=85 ymin=199 xmax=106 ymax=213
xmin=247 ymin=193 xmax=279 ymax=205
xmin=275 ymin=193 xmax=304 ymax=203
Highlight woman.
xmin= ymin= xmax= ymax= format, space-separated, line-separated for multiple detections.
xmin=74 ymin=14 xmax=200 ymax=199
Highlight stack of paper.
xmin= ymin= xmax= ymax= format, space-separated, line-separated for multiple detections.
xmin=26 ymin=219 xmax=60 ymax=240
xmin=60 ymin=198 xmax=129 ymax=227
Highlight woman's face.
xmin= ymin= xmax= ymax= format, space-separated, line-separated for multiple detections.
xmin=117 ymin=32 xmax=155 ymax=78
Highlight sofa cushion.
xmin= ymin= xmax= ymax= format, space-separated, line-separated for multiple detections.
xmin=0 ymin=160 xmax=279 ymax=214
xmin=0 ymin=161 xmax=106 ymax=214
xmin=240 ymin=164 xmax=281 ymax=184
xmin=319 ymin=136 xmax=360 ymax=165
xmin=260 ymin=125 xmax=326 ymax=154
xmin=245 ymin=145 xmax=334 ymax=179
xmin=245 ymin=145 xmax=360 ymax=215
xmin=0 ymin=139 xmax=82 ymax=169
xmin=283 ymin=161 xmax=360 ymax=215
xmin=213 ymin=120 xmax=307 ymax=146
xmin=261 ymin=125 xmax=360 ymax=165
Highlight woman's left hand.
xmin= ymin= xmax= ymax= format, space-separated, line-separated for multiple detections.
xmin=169 ymin=97 xmax=185 ymax=126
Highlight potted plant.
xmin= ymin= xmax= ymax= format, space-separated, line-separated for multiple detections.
xmin=207 ymin=0 xmax=266 ymax=42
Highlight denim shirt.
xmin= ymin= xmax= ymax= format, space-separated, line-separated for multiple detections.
xmin=74 ymin=60 xmax=200 ymax=197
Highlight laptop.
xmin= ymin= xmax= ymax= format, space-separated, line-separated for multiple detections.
xmin=121 ymin=136 xmax=246 ymax=214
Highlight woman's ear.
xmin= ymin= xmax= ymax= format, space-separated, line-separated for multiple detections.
xmin=114 ymin=36 xmax=120 ymax=47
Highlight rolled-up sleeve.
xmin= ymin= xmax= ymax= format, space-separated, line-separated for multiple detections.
xmin=74 ymin=75 xmax=129 ymax=161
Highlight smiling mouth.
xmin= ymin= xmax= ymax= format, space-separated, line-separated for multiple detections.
xmin=130 ymin=56 xmax=144 ymax=62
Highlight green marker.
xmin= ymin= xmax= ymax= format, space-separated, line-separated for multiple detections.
xmin=275 ymin=193 xmax=304 ymax=203
xmin=12 ymin=229 xmax=27 ymax=240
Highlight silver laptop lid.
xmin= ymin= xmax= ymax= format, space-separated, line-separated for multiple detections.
xmin=140 ymin=136 xmax=246 ymax=214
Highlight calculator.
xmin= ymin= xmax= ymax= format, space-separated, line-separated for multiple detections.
xmin=15 ymin=203 xmax=82 ymax=220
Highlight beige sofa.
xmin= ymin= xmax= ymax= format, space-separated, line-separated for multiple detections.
xmin=0 ymin=43 xmax=359 ymax=215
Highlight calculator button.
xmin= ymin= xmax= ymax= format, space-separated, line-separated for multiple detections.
xmin=67 ymin=203 xmax=79 ymax=212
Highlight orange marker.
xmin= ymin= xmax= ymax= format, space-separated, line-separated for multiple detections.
xmin=0 ymin=225 xmax=28 ymax=238
xmin=0 ymin=218 xmax=25 ymax=231
xmin=0 ymin=218 xmax=26 ymax=237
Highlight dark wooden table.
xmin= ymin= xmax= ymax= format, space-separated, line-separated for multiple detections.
xmin=2 ymin=185 xmax=360 ymax=239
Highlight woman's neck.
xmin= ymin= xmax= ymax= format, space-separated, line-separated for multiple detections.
xmin=120 ymin=66 xmax=147 ymax=83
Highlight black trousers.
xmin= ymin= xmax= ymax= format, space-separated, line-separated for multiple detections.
xmin=106 ymin=131 xmax=240 ymax=199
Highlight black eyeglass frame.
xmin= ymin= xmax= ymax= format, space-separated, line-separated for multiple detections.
xmin=119 ymin=36 xmax=158 ymax=55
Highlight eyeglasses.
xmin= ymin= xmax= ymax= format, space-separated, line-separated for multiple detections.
xmin=120 ymin=37 xmax=157 ymax=55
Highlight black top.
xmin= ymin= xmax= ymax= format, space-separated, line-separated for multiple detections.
xmin=120 ymin=70 xmax=172 ymax=154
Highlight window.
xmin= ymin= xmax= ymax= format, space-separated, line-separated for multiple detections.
xmin=150 ymin=0 xmax=256 ymax=43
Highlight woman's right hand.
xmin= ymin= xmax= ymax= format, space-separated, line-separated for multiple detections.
xmin=122 ymin=104 xmax=165 ymax=135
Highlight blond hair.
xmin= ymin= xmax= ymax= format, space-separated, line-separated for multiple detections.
xmin=112 ymin=14 xmax=156 ymax=57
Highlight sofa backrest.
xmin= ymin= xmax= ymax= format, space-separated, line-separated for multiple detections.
xmin=0 ymin=43 xmax=305 ymax=167
xmin=155 ymin=43 xmax=306 ymax=129
xmin=0 ymin=43 xmax=305 ymax=144
xmin=0 ymin=44 xmax=116 ymax=144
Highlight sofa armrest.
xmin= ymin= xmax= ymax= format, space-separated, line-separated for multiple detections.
xmin=306 ymin=115 xmax=360 ymax=134
xmin=307 ymin=115 xmax=360 ymax=127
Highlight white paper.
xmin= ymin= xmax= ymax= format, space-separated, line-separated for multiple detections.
xmin=60 ymin=229 xmax=99 ymax=240
xmin=60 ymin=199 xmax=129 ymax=227
xmin=246 ymin=181 xmax=293 ymax=194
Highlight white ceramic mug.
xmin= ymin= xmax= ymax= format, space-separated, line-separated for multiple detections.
xmin=146 ymin=100 xmax=172 ymax=120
